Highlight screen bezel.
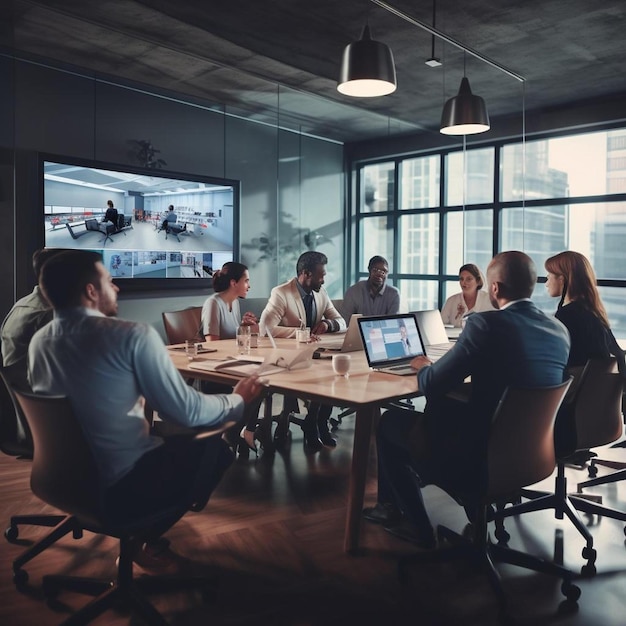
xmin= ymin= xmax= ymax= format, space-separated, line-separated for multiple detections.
xmin=40 ymin=153 xmax=240 ymax=292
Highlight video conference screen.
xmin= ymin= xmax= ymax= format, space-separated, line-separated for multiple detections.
xmin=42 ymin=157 xmax=239 ymax=289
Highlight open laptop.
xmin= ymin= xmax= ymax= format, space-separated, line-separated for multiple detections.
xmin=412 ymin=309 xmax=456 ymax=361
xmin=316 ymin=313 xmax=364 ymax=353
xmin=357 ymin=313 xmax=426 ymax=376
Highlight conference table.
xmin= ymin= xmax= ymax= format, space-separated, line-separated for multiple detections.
xmin=168 ymin=337 xmax=420 ymax=553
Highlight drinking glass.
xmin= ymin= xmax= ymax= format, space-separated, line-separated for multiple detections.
xmin=185 ymin=339 xmax=199 ymax=361
xmin=237 ymin=325 xmax=251 ymax=355
xmin=332 ymin=354 xmax=351 ymax=378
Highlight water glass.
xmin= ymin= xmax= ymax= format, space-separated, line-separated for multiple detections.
xmin=185 ymin=339 xmax=199 ymax=361
xmin=332 ymin=354 xmax=351 ymax=378
xmin=237 ymin=326 xmax=251 ymax=355
xmin=296 ymin=328 xmax=310 ymax=343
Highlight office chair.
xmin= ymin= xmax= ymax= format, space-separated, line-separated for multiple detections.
xmin=398 ymin=380 xmax=579 ymax=620
xmin=1 ymin=371 xmax=81 ymax=585
xmin=13 ymin=388 xmax=231 ymax=625
xmin=162 ymin=307 xmax=204 ymax=345
xmin=495 ymin=358 xmax=626 ymax=576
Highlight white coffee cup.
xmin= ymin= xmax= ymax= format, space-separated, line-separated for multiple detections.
xmin=296 ymin=328 xmax=310 ymax=343
xmin=332 ymin=353 xmax=351 ymax=377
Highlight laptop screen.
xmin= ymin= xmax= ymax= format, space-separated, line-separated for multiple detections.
xmin=357 ymin=314 xmax=426 ymax=368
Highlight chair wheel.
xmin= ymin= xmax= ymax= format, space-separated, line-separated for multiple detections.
xmin=588 ymin=464 xmax=598 ymax=477
xmin=5 ymin=525 xmax=19 ymax=542
xmin=561 ymin=580 xmax=581 ymax=602
xmin=13 ymin=568 xmax=28 ymax=588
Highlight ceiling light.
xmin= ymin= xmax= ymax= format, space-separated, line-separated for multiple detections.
xmin=337 ymin=24 xmax=396 ymax=98
xmin=440 ymin=76 xmax=490 ymax=135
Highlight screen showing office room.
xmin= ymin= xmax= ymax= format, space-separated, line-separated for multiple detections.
xmin=358 ymin=314 xmax=425 ymax=367
xmin=42 ymin=157 xmax=239 ymax=288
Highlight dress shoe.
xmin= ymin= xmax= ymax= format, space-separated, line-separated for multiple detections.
xmin=319 ymin=430 xmax=337 ymax=447
xmin=362 ymin=502 xmax=401 ymax=525
xmin=383 ymin=520 xmax=436 ymax=550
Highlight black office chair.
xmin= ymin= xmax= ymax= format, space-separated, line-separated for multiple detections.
xmin=13 ymin=388 xmax=232 ymax=624
xmin=494 ymin=358 xmax=626 ymax=576
xmin=1 ymin=370 xmax=80 ymax=585
xmin=398 ymin=380 xmax=579 ymax=620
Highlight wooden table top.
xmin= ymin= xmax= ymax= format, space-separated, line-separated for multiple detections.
xmin=169 ymin=337 xmax=420 ymax=406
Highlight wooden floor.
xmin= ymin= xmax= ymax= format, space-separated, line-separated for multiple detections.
xmin=2 ymin=414 xmax=626 ymax=626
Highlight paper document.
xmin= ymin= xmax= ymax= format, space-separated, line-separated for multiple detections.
xmin=188 ymin=346 xmax=317 ymax=377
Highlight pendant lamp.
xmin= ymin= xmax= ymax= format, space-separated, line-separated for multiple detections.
xmin=337 ymin=25 xmax=397 ymax=97
xmin=440 ymin=76 xmax=490 ymax=135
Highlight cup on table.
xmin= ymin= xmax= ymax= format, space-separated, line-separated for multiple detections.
xmin=237 ymin=325 xmax=251 ymax=355
xmin=250 ymin=332 xmax=259 ymax=348
xmin=296 ymin=328 xmax=310 ymax=343
xmin=185 ymin=339 xmax=199 ymax=361
xmin=332 ymin=353 xmax=351 ymax=378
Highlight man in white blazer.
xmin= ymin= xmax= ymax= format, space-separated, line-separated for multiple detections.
xmin=260 ymin=251 xmax=346 ymax=449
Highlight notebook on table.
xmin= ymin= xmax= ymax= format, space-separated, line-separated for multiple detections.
xmin=357 ymin=313 xmax=426 ymax=376
xmin=412 ymin=309 xmax=456 ymax=361
xmin=316 ymin=313 xmax=363 ymax=354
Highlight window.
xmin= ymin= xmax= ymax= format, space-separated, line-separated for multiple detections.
xmin=352 ymin=126 xmax=626 ymax=337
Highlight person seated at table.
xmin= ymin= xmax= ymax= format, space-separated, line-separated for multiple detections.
xmin=545 ymin=250 xmax=625 ymax=459
xmin=341 ymin=255 xmax=400 ymax=322
xmin=363 ymin=251 xmax=570 ymax=548
xmin=440 ymin=263 xmax=494 ymax=328
xmin=201 ymin=262 xmax=261 ymax=453
xmin=202 ymin=262 xmax=258 ymax=340
xmin=160 ymin=205 xmax=178 ymax=232
xmin=259 ymin=250 xmax=346 ymax=450
xmin=28 ymin=250 xmax=264 ymax=565
xmin=1 ymin=248 xmax=60 ymax=389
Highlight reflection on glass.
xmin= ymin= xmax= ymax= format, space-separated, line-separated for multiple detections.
xmin=397 ymin=279 xmax=438 ymax=312
xmin=360 ymin=216 xmax=394 ymax=271
xmin=398 ymin=213 xmax=439 ymax=274
xmin=445 ymin=209 xmax=493 ymax=275
xmin=361 ymin=162 xmax=394 ymax=213
xmin=445 ymin=148 xmax=494 ymax=206
xmin=400 ymin=155 xmax=440 ymax=209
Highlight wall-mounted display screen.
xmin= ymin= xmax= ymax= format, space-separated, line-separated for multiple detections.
xmin=42 ymin=156 xmax=239 ymax=290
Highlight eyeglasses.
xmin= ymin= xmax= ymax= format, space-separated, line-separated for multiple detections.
xmin=370 ymin=267 xmax=388 ymax=275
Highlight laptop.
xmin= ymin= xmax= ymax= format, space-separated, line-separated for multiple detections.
xmin=357 ymin=313 xmax=426 ymax=376
xmin=412 ymin=309 xmax=456 ymax=361
xmin=316 ymin=314 xmax=364 ymax=353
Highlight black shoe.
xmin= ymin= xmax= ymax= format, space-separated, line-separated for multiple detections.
xmin=363 ymin=502 xmax=401 ymax=525
xmin=384 ymin=520 xmax=436 ymax=549
xmin=319 ymin=430 xmax=337 ymax=447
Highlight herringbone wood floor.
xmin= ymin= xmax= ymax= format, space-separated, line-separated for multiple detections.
xmin=2 ymin=414 xmax=626 ymax=625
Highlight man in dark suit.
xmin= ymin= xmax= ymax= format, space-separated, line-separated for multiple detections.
xmin=363 ymin=251 xmax=570 ymax=548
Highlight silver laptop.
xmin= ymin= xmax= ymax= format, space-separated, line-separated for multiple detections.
xmin=316 ymin=313 xmax=363 ymax=353
xmin=357 ymin=313 xmax=426 ymax=376
xmin=412 ymin=309 xmax=456 ymax=361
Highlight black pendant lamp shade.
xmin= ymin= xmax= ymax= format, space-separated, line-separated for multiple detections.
xmin=337 ymin=25 xmax=397 ymax=97
xmin=440 ymin=76 xmax=490 ymax=135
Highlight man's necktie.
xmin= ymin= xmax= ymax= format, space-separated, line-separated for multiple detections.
xmin=304 ymin=293 xmax=314 ymax=328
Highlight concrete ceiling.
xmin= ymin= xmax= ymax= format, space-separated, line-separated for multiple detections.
xmin=5 ymin=0 xmax=626 ymax=143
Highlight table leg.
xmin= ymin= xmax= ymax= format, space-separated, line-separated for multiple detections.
xmin=344 ymin=404 xmax=378 ymax=553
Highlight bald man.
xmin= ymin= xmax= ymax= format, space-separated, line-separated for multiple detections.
xmin=364 ymin=251 xmax=570 ymax=548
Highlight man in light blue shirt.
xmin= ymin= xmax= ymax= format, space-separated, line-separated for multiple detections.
xmin=29 ymin=250 xmax=263 ymax=527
